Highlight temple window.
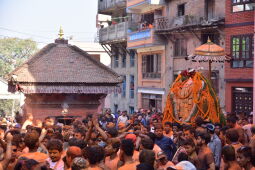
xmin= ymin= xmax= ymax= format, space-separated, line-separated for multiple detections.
xmin=174 ymin=38 xmax=187 ymax=57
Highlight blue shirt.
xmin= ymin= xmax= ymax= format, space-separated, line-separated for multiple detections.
xmin=208 ymin=134 xmax=222 ymax=168
xmin=155 ymin=136 xmax=177 ymax=160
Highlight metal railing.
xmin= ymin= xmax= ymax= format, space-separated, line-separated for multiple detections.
xmin=99 ymin=21 xmax=128 ymax=43
xmin=155 ymin=15 xmax=224 ymax=31
xmin=98 ymin=0 xmax=126 ymax=12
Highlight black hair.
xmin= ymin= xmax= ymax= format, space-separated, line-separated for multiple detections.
xmin=164 ymin=121 xmax=172 ymax=126
xmin=237 ymin=146 xmax=253 ymax=164
xmin=195 ymin=116 xmax=204 ymax=127
xmin=227 ymin=115 xmax=237 ymax=124
xmin=214 ymin=123 xmax=222 ymax=128
xmin=196 ymin=132 xmax=211 ymax=144
xmin=46 ymin=139 xmax=63 ymax=152
xmin=68 ymin=138 xmax=87 ymax=149
xmin=178 ymin=152 xmax=189 ymax=162
xmin=84 ymin=146 xmax=105 ymax=165
xmin=183 ymin=125 xmax=195 ymax=135
xmin=222 ymin=145 xmax=236 ymax=161
xmin=121 ymin=139 xmax=134 ymax=156
xmin=139 ymin=149 xmax=155 ymax=167
xmin=226 ymin=129 xmax=239 ymax=143
xmin=136 ymin=163 xmax=154 ymax=170
xmin=74 ymin=128 xmax=86 ymax=137
xmin=141 ymin=138 xmax=154 ymax=150
xmin=107 ymin=128 xmax=118 ymax=138
xmin=183 ymin=138 xmax=195 ymax=146
xmin=147 ymin=132 xmax=156 ymax=143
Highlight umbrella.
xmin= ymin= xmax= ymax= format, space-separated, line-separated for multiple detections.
xmin=187 ymin=38 xmax=230 ymax=80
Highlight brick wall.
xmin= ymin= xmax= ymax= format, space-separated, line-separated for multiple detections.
xmin=23 ymin=94 xmax=105 ymax=120
xmin=224 ymin=0 xmax=254 ymax=113
xmin=225 ymin=0 xmax=254 ymax=24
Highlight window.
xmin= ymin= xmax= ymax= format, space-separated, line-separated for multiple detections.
xmin=142 ymin=54 xmax=161 ymax=79
xmin=174 ymin=39 xmax=187 ymax=56
xmin=129 ymin=106 xmax=134 ymax=114
xmin=121 ymin=75 xmax=126 ymax=98
xmin=232 ymin=87 xmax=253 ymax=115
xmin=232 ymin=0 xmax=254 ymax=12
xmin=130 ymin=50 xmax=135 ymax=67
xmin=177 ymin=4 xmax=185 ymax=16
xmin=114 ymin=104 xmax=118 ymax=114
xmin=142 ymin=94 xmax=162 ymax=110
xmin=122 ymin=54 xmax=126 ymax=68
xmin=114 ymin=54 xmax=119 ymax=68
xmin=130 ymin=75 xmax=135 ymax=99
xmin=231 ymin=34 xmax=254 ymax=68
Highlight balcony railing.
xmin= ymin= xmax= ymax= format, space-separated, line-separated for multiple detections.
xmin=128 ymin=29 xmax=152 ymax=41
xmin=99 ymin=21 xmax=128 ymax=43
xmin=98 ymin=0 xmax=126 ymax=13
xmin=155 ymin=15 xmax=225 ymax=32
xmin=142 ymin=72 xmax=161 ymax=79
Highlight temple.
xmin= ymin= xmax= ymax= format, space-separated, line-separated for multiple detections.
xmin=7 ymin=32 xmax=122 ymax=120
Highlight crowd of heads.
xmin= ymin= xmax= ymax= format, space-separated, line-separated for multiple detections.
xmin=0 ymin=109 xmax=253 ymax=170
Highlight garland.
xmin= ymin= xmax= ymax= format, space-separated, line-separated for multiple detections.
xmin=163 ymin=71 xmax=221 ymax=125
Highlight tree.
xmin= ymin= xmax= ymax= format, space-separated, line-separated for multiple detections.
xmin=0 ymin=38 xmax=38 ymax=116
xmin=0 ymin=38 xmax=38 ymax=77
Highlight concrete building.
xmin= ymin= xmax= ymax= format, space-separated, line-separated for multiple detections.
xmin=97 ymin=0 xmax=138 ymax=113
xmin=224 ymin=0 xmax=254 ymax=115
xmin=126 ymin=0 xmax=226 ymax=111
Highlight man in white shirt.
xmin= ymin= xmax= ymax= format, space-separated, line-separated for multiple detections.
xmin=117 ymin=111 xmax=128 ymax=125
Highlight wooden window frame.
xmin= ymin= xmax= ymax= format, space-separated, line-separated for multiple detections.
xmin=142 ymin=54 xmax=161 ymax=79
xmin=231 ymin=34 xmax=254 ymax=68
xmin=174 ymin=38 xmax=187 ymax=57
xmin=130 ymin=75 xmax=135 ymax=99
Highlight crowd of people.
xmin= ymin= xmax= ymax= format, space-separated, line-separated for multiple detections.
xmin=0 ymin=109 xmax=254 ymax=170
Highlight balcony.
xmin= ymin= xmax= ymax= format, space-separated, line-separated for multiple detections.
xmin=155 ymin=15 xmax=225 ymax=33
xmin=99 ymin=21 xmax=128 ymax=44
xmin=127 ymin=28 xmax=163 ymax=49
xmin=98 ymin=0 xmax=126 ymax=15
xmin=127 ymin=0 xmax=164 ymax=13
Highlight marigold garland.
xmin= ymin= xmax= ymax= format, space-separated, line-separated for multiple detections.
xmin=163 ymin=71 xmax=221 ymax=125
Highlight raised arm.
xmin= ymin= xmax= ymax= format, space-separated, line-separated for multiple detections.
xmin=1 ymin=133 xmax=13 ymax=170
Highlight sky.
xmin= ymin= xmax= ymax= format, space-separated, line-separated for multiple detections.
xmin=0 ymin=0 xmax=98 ymax=47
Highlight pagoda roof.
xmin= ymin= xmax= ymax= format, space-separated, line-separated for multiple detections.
xmin=7 ymin=40 xmax=121 ymax=84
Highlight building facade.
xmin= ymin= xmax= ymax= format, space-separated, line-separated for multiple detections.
xmin=126 ymin=0 xmax=226 ymax=111
xmin=97 ymin=0 xmax=138 ymax=113
xmin=224 ymin=0 xmax=254 ymax=115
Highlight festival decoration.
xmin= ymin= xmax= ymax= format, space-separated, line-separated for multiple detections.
xmin=163 ymin=70 xmax=222 ymax=125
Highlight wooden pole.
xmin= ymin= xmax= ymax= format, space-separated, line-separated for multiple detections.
xmin=208 ymin=60 xmax=212 ymax=82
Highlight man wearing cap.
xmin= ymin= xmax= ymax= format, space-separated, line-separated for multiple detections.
xmin=207 ymin=123 xmax=222 ymax=170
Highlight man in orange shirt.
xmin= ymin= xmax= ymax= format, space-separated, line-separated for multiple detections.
xmin=118 ymin=139 xmax=139 ymax=170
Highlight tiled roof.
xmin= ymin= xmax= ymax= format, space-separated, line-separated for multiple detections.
xmin=7 ymin=41 xmax=122 ymax=84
